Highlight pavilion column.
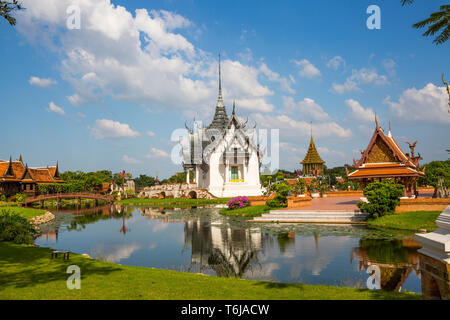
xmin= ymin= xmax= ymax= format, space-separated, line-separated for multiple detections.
xmin=186 ymin=169 xmax=190 ymax=184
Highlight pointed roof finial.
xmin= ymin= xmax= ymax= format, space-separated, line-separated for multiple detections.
xmin=217 ymin=53 xmax=223 ymax=106
xmin=232 ymin=100 xmax=236 ymax=115
xmin=19 ymin=154 xmax=23 ymax=164
xmin=375 ymin=114 xmax=379 ymax=130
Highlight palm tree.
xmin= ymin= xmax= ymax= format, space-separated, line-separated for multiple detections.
xmin=0 ymin=1 xmax=23 ymax=26
xmin=402 ymin=1 xmax=450 ymax=45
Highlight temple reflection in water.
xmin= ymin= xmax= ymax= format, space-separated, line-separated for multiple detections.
xmin=184 ymin=220 xmax=263 ymax=277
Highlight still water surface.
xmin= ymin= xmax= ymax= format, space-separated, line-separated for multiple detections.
xmin=35 ymin=205 xmax=422 ymax=293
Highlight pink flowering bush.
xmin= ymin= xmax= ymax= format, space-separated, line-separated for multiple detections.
xmin=227 ymin=196 xmax=250 ymax=210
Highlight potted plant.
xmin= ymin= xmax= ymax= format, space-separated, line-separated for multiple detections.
xmin=309 ymin=179 xmax=320 ymax=198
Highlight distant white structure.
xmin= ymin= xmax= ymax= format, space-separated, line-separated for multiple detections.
xmin=182 ymin=58 xmax=262 ymax=198
xmin=111 ymin=180 xmax=135 ymax=193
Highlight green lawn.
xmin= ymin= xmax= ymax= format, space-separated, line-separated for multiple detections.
xmin=117 ymin=197 xmax=230 ymax=206
xmin=367 ymin=211 xmax=441 ymax=232
xmin=219 ymin=205 xmax=276 ymax=217
xmin=0 ymin=207 xmax=46 ymax=219
xmin=0 ymin=242 xmax=419 ymax=300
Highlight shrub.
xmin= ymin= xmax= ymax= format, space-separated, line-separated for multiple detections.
xmin=294 ymin=179 xmax=306 ymax=195
xmin=227 ymin=196 xmax=250 ymax=210
xmin=357 ymin=182 xmax=404 ymax=219
xmin=267 ymin=183 xmax=292 ymax=208
xmin=0 ymin=209 xmax=38 ymax=244
xmin=15 ymin=193 xmax=28 ymax=204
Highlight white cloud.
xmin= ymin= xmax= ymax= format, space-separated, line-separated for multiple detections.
xmin=283 ymin=96 xmax=330 ymax=121
xmin=16 ymin=1 xmax=276 ymax=117
xmin=382 ymin=58 xmax=396 ymax=76
xmin=46 ymin=102 xmax=65 ymax=115
xmin=292 ymin=59 xmax=321 ymax=78
xmin=385 ymin=83 xmax=450 ymax=124
xmin=90 ymin=119 xmax=140 ymax=139
xmin=259 ymin=63 xmax=295 ymax=94
xmin=146 ymin=130 xmax=155 ymax=137
xmin=251 ymin=113 xmax=352 ymax=139
xmin=345 ymin=99 xmax=375 ymax=122
xmin=122 ymin=155 xmax=142 ymax=164
xmin=331 ymin=68 xmax=388 ymax=94
xmin=327 ymin=56 xmax=346 ymax=70
xmin=29 ymin=76 xmax=56 ymax=88
xmin=146 ymin=147 xmax=170 ymax=158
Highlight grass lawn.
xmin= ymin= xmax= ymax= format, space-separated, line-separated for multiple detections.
xmin=117 ymin=198 xmax=230 ymax=206
xmin=367 ymin=211 xmax=441 ymax=232
xmin=0 ymin=242 xmax=419 ymax=300
xmin=219 ymin=205 xmax=277 ymax=217
xmin=0 ymin=207 xmax=46 ymax=219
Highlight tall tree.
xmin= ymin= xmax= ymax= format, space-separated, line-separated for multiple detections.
xmin=402 ymin=1 xmax=450 ymax=45
xmin=0 ymin=1 xmax=23 ymax=26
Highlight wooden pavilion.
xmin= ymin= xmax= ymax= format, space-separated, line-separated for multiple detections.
xmin=346 ymin=117 xmax=425 ymax=197
xmin=0 ymin=155 xmax=63 ymax=197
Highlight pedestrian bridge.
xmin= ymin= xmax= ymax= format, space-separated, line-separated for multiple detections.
xmin=24 ymin=192 xmax=114 ymax=207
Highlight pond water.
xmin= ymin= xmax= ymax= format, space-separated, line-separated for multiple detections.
xmin=35 ymin=205 xmax=422 ymax=293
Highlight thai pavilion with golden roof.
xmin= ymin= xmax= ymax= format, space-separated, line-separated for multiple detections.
xmin=0 ymin=155 xmax=63 ymax=197
xmin=347 ymin=117 xmax=425 ymax=197
xmin=301 ymin=127 xmax=325 ymax=176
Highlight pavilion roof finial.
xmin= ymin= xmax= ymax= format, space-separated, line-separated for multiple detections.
xmin=375 ymin=114 xmax=379 ymax=130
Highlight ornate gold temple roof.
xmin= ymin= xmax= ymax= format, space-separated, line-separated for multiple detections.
xmin=301 ymin=134 xmax=325 ymax=165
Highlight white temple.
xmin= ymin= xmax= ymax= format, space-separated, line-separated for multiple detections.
xmin=182 ymin=58 xmax=263 ymax=198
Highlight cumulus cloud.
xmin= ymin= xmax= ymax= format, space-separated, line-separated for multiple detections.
xmin=46 ymin=102 xmax=65 ymax=115
xmin=90 ymin=119 xmax=140 ymax=139
xmin=331 ymin=68 xmax=388 ymax=94
xmin=146 ymin=147 xmax=170 ymax=158
xmin=259 ymin=63 xmax=295 ymax=94
xmin=122 ymin=155 xmax=142 ymax=164
xmin=292 ymin=59 xmax=321 ymax=78
xmin=283 ymin=96 xmax=330 ymax=121
xmin=327 ymin=56 xmax=346 ymax=70
xmin=29 ymin=76 xmax=57 ymax=88
xmin=251 ymin=113 xmax=352 ymax=139
xmin=385 ymin=83 xmax=449 ymax=124
xmin=16 ymin=0 xmax=276 ymax=116
xmin=146 ymin=130 xmax=155 ymax=137
xmin=345 ymin=99 xmax=375 ymax=122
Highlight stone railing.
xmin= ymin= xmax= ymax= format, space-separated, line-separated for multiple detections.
xmin=396 ymin=198 xmax=450 ymax=213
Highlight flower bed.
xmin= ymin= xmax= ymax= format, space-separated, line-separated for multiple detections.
xmin=227 ymin=196 xmax=250 ymax=210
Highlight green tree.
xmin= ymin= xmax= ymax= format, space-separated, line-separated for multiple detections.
xmin=134 ymin=175 xmax=156 ymax=189
xmin=402 ymin=1 xmax=450 ymax=45
xmin=418 ymin=160 xmax=450 ymax=197
xmin=0 ymin=0 xmax=23 ymax=26
xmin=357 ymin=182 xmax=404 ymax=219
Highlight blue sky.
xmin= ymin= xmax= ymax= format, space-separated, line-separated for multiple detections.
xmin=0 ymin=0 xmax=448 ymax=178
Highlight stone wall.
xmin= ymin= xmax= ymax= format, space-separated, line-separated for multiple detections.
xmin=326 ymin=190 xmax=364 ymax=197
xmin=138 ymin=184 xmax=215 ymax=199
xmin=395 ymin=198 xmax=450 ymax=213
xmin=287 ymin=196 xmax=312 ymax=208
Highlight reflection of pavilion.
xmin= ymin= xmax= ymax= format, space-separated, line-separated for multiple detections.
xmin=184 ymin=220 xmax=263 ymax=277
xmin=351 ymin=239 xmax=421 ymax=291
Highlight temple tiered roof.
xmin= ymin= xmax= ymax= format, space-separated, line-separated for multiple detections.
xmin=0 ymin=156 xmax=62 ymax=184
xmin=301 ymin=135 xmax=325 ymax=165
xmin=347 ymin=117 xmax=424 ymax=180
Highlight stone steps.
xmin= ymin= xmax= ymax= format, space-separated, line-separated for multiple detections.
xmin=251 ymin=210 xmax=369 ymax=223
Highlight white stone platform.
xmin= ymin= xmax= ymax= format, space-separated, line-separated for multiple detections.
xmin=251 ymin=210 xmax=369 ymax=224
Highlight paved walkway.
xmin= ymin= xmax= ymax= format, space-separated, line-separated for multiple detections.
xmin=283 ymin=196 xmax=361 ymax=211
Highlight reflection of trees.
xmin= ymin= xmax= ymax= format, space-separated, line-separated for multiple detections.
xmin=184 ymin=220 xmax=263 ymax=278
xmin=67 ymin=205 xmax=132 ymax=231
xmin=351 ymin=239 xmax=421 ymax=291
